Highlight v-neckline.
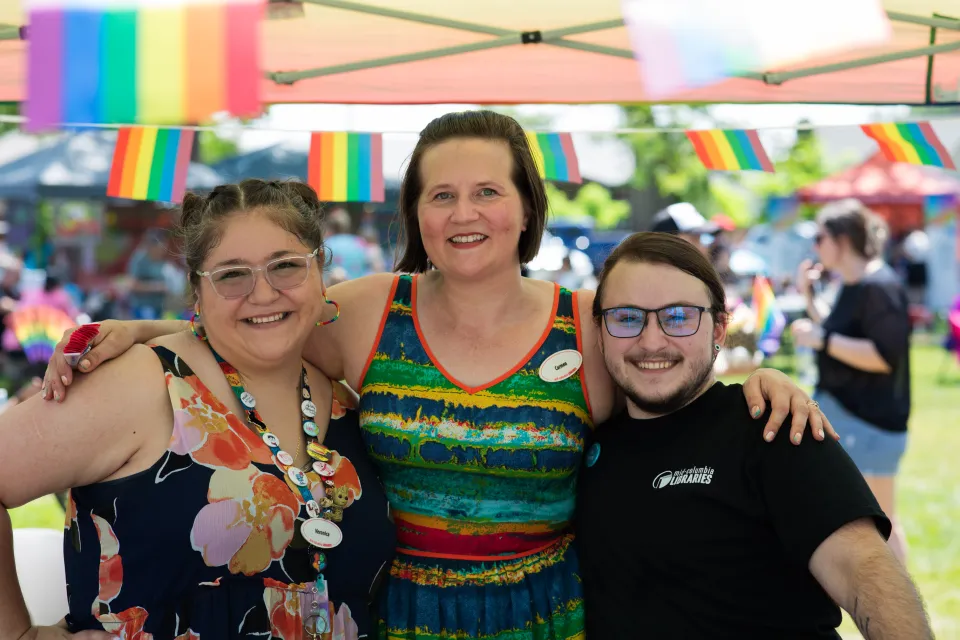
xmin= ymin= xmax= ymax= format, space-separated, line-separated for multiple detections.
xmin=409 ymin=274 xmax=560 ymax=395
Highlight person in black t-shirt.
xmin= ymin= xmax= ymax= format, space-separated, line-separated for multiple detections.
xmin=578 ymin=232 xmax=931 ymax=639
xmin=791 ymin=199 xmax=911 ymax=564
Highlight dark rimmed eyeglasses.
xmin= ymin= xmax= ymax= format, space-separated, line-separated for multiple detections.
xmin=601 ymin=305 xmax=715 ymax=339
xmin=197 ymin=249 xmax=319 ymax=299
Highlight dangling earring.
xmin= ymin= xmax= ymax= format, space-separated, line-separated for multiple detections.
xmin=316 ymin=295 xmax=341 ymax=326
xmin=191 ymin=310 xmax=207 ymax=341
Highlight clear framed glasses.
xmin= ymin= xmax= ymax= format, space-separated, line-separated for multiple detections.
xmin=197 ymin=249 xmax=319 ymax=299
xmin=601 ymin=305 xmax=713 ymax=339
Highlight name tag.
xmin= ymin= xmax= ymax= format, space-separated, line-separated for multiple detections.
xmin=539 ymin=349 xmax=583 ymax=383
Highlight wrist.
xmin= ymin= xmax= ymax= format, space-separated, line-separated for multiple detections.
xmin=819 ymin=330 xmax=832 ymax=352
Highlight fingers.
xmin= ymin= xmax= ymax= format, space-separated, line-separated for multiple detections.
xmin=41 ymin=327 xmax=76 ymax=402
xmin=762 ymin=395 xmax=792 ymax=443
xmin=742 ymin=373 xmax=766 ymax=423
xmin=788 ymin=394 xmax=813 ymax=445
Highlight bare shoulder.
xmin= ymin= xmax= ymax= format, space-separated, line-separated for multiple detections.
xmin=573 ymin=287 xmax=617 ymax=424
xmin=0 ymin=343 xmax=169 ymax=508
xmin=327 ymin=272 xmax=398 ymax=313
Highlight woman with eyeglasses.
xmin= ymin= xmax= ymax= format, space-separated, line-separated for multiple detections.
xmin=0 ymin=180 xmax=395 ymax=640
xmin=39 ymin=112 xmax=833 ymax=640
xmin=791 ymin=198 xmax=912 ymax=563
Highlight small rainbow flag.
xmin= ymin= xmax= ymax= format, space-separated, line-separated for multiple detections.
xmin=861 ymin=122 xmax=956 ymax=169
xmin=752 ymin=275 xmax=785 ymax=344
xmin=686 ymin=129 xmax=775 ymax=173
xmin=107 ymin=127 xmax=195 ymax=203
xmin=924 ymin=194 xmax=959 ymax=225
xmin=307 ymin=132 xmax=385 ymax=203
xmin=525 ymin=132 xmax=582 ymax=183
xmin=25 ymin=0 xmax=264 ymax=132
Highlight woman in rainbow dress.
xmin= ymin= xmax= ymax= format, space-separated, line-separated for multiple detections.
xmin=43 ymin=111 xmax=833 ymax=640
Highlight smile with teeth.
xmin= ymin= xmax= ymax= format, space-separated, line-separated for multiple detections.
xmin=245 ymin=312 xmax=289 ymax=325
xmin=449 ymin=234 xmax=487 ymax=244
xmin=636 ymin=360 xmax=678 ymax=370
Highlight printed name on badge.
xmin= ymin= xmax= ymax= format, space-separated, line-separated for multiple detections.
xmin=539 ymin=349 xmax=583 ymax=383
xmin=301 ymin=518 xmax=343 ymax=549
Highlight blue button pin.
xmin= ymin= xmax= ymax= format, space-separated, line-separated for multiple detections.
xmin=585 ymin=443 xmax=601 ymax=467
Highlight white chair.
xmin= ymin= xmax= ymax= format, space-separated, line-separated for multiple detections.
xmin=12 ymin=528 xmax=69 ymax=626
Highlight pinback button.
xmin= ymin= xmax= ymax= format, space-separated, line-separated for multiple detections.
xmin=302 ymin=421 xmax=320 ymax=437
xmin=276 ymin=451 xmax=294 ymax=467
xmin=301 ymin=400 xmax=317 ymax=418
xmin=288 ymin=467 xmax=309 ymax=487
xmin=240 ymin=391 xmax=256 ymax=408
xmin=305 ymin=500 xmax=321 ymax=519
xmin=262 ymin=433 xmax=280 ymax=449
xmin=313 ymin=461 xmax=334 ymax=476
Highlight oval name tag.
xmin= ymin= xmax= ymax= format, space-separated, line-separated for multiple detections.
xmin=539 ymin=349 xmax=583 ymax=383
xmin=301 ymin=518 xmax=343 ymax=549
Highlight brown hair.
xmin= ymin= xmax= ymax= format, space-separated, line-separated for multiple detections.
xmin=592 ymin=232 xmax=727 ymax=323
xmin=394 ymin=110 xmax=548 ymax=273
xmin=816 ymin=198 xmax=888 ymax=260
xmin=178 ymin=179 xmax=325 ymax=296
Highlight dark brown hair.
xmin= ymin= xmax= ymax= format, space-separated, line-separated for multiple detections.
xmin=816 ymin=198 xmax=888 ymax=260
xmin=592 ymin=232 xmax=727 ymax=324
xmin=178 ymin=179 xmax=325 ymax=296
xmin=394 ymin=110 xmax=548 ymax=273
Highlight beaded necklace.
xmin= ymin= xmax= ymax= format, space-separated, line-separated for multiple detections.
xmin=209 ymin=345 xmax=344 ymax=638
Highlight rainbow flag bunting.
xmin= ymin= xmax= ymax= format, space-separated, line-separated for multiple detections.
xmin=307 ymin=132 xmax=385 ymax=203
xmin=686 ymin=129 xmax=775 ymax=172
xmin=25 ymin=0 xmax=264 ymax=132
xmin=861 ymin=122 xmax=956 ymax=169
xmin=107 ymin=127 xmax=195 ymax=203
xmin=752 ymin=275 xmax=786 ymax=355
xmin=525 ymin=132 xmax=582 ymax=184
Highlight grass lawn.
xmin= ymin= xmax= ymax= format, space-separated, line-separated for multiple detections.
xmin=10 ymin=344 xmax=960 ymax=638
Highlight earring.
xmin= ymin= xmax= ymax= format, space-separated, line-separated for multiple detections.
xmin=714 ymin=344 xmax=722 ymax=352
xmin=316 ymin=295 xmax=341 ymax=326
xmin=191 ymin=310 xmax=207 ymax=342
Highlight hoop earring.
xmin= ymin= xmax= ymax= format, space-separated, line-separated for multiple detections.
xmin=191 ymin=311 xmax=208 ymax=341
xmin=316 ymin=296 xmax=340 ymax=326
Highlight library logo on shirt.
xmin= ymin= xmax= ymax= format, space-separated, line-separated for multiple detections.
xmin=652 ymin=466 xmax=715 ymax=489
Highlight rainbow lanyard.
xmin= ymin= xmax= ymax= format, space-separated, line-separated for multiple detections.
xmin=208 ymin=346 xmax=319 ymax=512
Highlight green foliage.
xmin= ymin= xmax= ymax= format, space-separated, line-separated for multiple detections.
xmin=546 ymin=182 xmax=630 ymax=230
xmin=751 ymin=127 xmax=827 ymax=198
xmin=0 ymin=102 xmax=19 ymax=135
xmin=196 ymin=130 xmax=239 ymax=165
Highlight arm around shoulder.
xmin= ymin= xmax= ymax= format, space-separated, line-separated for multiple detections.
xmin=0 ymin=344 xmax=169 ymax=510
xmin=810 ymin=518 xmax=933 ymax=639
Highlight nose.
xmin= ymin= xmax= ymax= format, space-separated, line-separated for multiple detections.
xmin=450 ymin=196 xmax=480 ymax=223
xmin=247 ymin=269 xmax=281 ymax=305
xmin=637 ymin=312 xmax=671 ymax=349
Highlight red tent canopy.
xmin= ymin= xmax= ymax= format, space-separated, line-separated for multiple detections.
xmin=797 ymin=152 xmax=960 ymax=234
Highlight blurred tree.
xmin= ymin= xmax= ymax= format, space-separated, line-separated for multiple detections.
xmin=0 ymin=103 xmax=19 ymax=135
xmin=750 ymin=122 xmax=829 ymax=221
xmin=195 ymin=130 xmax=239 ymax=165
xmin=546 ymin=182 xmax=630 ymax=230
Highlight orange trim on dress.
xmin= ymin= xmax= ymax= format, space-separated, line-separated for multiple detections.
xmin=395 ymin=536 xmax=567 ymax=562
xmin=356 ymin=274 xmax=401 ymax=389
xmin=571 ymin=290 xmax=594 ymax=422
xmin=410 ymin=275 xmax=561 ymax=395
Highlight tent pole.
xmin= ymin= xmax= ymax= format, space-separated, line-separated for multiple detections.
xmin=268 ymin=19 xmax=629 ymax=84
xmin=886 ymin=12 xmax=960 ymax=29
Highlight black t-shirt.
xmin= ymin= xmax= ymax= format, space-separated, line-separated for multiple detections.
xmin=576 ymin=382 xmax=890 ymax=639
xmin=817 ymin=264 xmax=911 ymax=432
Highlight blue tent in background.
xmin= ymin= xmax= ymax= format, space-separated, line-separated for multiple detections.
xmin=0 ymin=131 xmax=223 ymax=202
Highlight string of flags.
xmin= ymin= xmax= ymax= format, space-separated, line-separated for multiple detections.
xmin=102 ymin=120 xmax=960 ymax=204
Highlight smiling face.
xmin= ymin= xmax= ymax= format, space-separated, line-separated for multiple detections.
xmin=598 ymin=260 xmax=726 ymax=418
xmin=196 ymin=210 xmax=325 ymax=368
xmin=416 ymin=138 xmax=528 ymax=279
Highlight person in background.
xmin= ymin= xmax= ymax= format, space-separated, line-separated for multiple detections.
xmin=649 ymin=202 xmax=720 ymax=255
xmin=324 ymin=208 xmax=377 ymax=282
xmin=578 ymin=232 xmax=932 ymax=639
xmin=127 ymin=229 xmax=171 ymax=320
xmin=791 ymin=198 xmax=912 ymax=564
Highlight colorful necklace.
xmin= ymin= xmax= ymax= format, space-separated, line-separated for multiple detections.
xmin=208 ymin=344 xmax=344 ymax=637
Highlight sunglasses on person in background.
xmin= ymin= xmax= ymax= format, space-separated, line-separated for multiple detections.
xmin=197 ymin=249 xmax=319 ymax=299
xmin=601 ymin=305 xmax=715 ymax=339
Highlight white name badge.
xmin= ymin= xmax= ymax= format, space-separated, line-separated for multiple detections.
xmin=539 ymin=349 xmax=583 ymax=383
xmin=301 ymin=518 xmax=343 ymax=549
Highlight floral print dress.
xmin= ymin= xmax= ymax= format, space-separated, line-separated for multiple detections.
xmin=63 ymin=346 xmax=395 ymax=640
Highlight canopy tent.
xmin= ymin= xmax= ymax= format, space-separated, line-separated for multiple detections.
xmin=0 ymin=1 xmax=959 ymax=108
xmin=797 ymin=151 xmax=960 ymax=234
xmin=0 ymin=130 xmax=223 ymax=201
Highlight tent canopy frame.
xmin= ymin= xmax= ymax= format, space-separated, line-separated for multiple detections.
xmin=1 ymin=3 xmax=958 ymax=98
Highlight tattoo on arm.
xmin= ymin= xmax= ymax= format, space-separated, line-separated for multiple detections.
xmin=853 ymin=596 xmax=872 ymax=640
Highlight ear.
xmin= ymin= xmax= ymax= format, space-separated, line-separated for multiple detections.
xmin=595 ymin=320 xmax=605 ymax=355
xmin=712 ymin=310 xmax=728 ymax=349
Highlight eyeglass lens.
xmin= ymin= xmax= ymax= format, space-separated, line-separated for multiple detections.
xmin=603 ymin=306 xmax=703 ymax=338
xmin=210 ymin=256 xmax=311 ymax=298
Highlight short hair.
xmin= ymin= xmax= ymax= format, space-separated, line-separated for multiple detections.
xmin=816 ymin=198 xmax=888 ymax=260
xmin=178 ymin=179 xmax=324 ymax=296
xmin=592 ymin=232 xmax=727 ymax=323
xmin=394 ymin=110 xmax=548 ymax=273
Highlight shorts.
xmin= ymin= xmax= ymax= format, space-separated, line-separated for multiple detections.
xmin=813 ymin=390 xmax=907 ymax=477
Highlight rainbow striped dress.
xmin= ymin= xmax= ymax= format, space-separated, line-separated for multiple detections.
xmin=359 ymin=274 xmax=593 ymax=640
